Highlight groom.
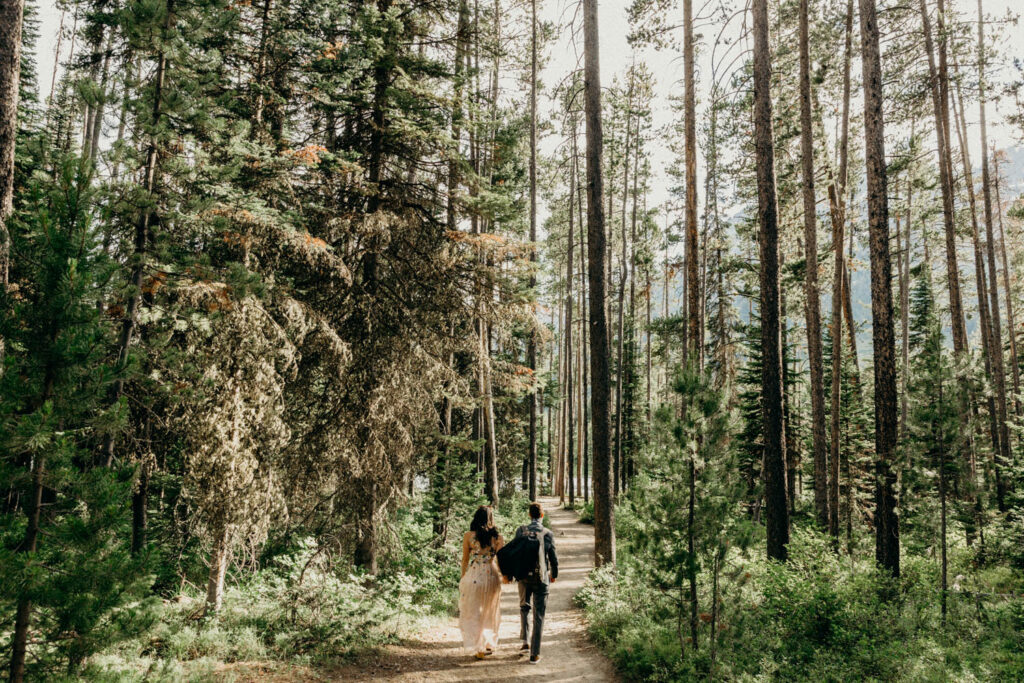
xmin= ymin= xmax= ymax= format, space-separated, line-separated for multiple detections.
xmin=516 ymin=502 xmax=558 ymax=664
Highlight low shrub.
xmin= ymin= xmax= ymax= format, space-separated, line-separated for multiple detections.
xmin=580 ymin=526 xmax=1024 ymax=682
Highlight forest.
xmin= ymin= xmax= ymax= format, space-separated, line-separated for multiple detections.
xmin=2 ymin=0 xmax=1024 ymax=679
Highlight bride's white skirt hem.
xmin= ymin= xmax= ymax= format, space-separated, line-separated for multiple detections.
xmin=458 ymin=562 xmax=502 ymax=653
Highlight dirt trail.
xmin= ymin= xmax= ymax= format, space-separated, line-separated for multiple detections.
xmin=344 ymin=496 xmax=617 ymax=682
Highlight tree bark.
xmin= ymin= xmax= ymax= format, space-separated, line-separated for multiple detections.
xmin=205 ymin=522 xmax=231 ymax=613
xmin=447 ymin=0 xmax=468 ymax=232
xmin=751 ymin=0 xmax=789 ymax=562
xmin=938 ymin=381 xmax=948 ymax=623
xmin=614 ymin=73 xmax=632 ymax=499
xmin=993 ymin=153 xmax=1021 ymax=416
xmin=0 ymin=0 xmax=23 ymax=293
xmin=481 ymin=327 xmax=500 ymax=506
xmin=583 ymin=0 xmax=614 ymax=567
xmin=9 ymin=455 xmax=42 ymax=683
xmin=527 ymin=0 xmax=538 ymax=501
xmin=132 ymin=462 xmax=150 ymax=555
xmin=976 ymin=0 xmax=1013 ymax=471
xmin=104 ymin=0 xmax=175 ymax=466
xmin=919 ymin=0 xmax=968 ymax=357
xmin=86 ymin=31 xmax=114 ymax=163
xmin=859 ymin=0 xmax=900 ymax=578
xmin=684 ymin=0 xmax=700 ymax=363
xmin=566 ymin=133 xmax=576 ymax=507
xmin=828 ymin=0 xmax=854 ymax=543
xmin=799 ymin=0 xmax=828 ymax=530
xmin=626 ymin=117 xmax=640 ymax=489
xmin=950 ymin=72 xmax=996 ymax=491
xmin=578 ymin=155 xmax=591 ymax=502
xmin=899 ymin=172 xmax=912 ymax=443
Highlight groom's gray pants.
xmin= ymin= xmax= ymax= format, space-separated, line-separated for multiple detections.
xmin=518 ymin=580 xmax=548 ymax=656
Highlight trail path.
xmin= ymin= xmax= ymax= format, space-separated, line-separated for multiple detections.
xmin=344 ymin=496 xmax=617 ymax=682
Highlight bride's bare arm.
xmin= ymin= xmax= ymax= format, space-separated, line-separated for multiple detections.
xmin=460 ymin=533 xmax=470 ymax=578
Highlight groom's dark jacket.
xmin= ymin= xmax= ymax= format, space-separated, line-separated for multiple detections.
xmin=514 ymin=519 xmax=558 ymax=585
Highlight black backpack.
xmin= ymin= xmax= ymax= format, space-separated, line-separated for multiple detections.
xmin=497 ymin=526 xmax=547 ymax=582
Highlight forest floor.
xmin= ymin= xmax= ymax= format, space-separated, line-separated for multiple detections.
xmin=324 ymin=496 xmax=619 ymax=682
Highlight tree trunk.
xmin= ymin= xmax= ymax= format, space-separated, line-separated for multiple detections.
xmin=353 ymin=477 xmax=379 ymax=572
xmin=751 ymin=0 xmax=789 ymax=562
xmin=993 ymin=153 xmax=1021 ymax=416
xmin=555 ymin=289 xmax=565 ymax=497
xmin=132 ymin=462 xmax=150 ymax=555
xmin=646 ymin=267 xmax=652 ymax=422
xmin=938 ymin=382 xmax=948 ymax=623
xmin=527 ymin=0 xmax=538 ymax=501
xmin=688 ymin=457 xmax=699 ymax=650
xmin=614 ymin=74 xmax=632 ymax=499
xmin=205 ymin=523 xmax=231 ymax=613
xmin=583 ymin=0 xmax=615 ymax=566
xmin=448 ymin=0 xmax=468 ymax=232
xmin=859 ymin=0 xmax=900 ymax=578
xmin=626 ymin=124 xmax=640 ymax=489
xmin=919 ymin=0 xmax=967 ymax=356
xmin=782 ymin=267 xmax=797 ymax=514
xmin=799 ymin=0 xmax=828 ymax=530
xmin=9 ymin=454 xmax=43 ymax=683
xmin=87 ymin=31 xmax=114 ymax=163
xmin=828 ymin=0 xmax=854 ymax=543
xmin=481 ymin=326 xmax=500 ymax=506
xmin=684 ymin=0 xmax=700 ymax=364
xmin=578 ymin=159 xmax=591 ymax=503
xmin=976 ymin=0 xmax=1013 ymax=473
xmin=104 ymin=0 xmax=175 ymax=466
xmin=566 ymin=132 xmax=576 ymax=507
xmin=950 ymin=72 xmax=996 ymax=492
xmin=0 ymin=0 xmax=23 ymax=297
xmin=899 ymin=171 xmax=912 ymax=443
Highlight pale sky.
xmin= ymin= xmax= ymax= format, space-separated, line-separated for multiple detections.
xmin=30 ymin=0 xmax=1024 ymax=221
xmin=531 ymin=0 xmax=1024 ymax=219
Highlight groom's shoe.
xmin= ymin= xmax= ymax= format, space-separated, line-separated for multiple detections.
xmin=529 ymin=655 xmax=542 ymax=665
xmin=520 ymin=642 xmax=530 ymax=652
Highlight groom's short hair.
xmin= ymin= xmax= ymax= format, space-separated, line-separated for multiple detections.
xmin=529 ymin=502 xmax=543 ymax=519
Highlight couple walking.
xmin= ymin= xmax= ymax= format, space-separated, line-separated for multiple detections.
xmin=458 ymin=502 xmax=559 ymax=664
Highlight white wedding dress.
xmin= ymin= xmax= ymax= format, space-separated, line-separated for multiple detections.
xmin=458 ymin=535 xmax=503 ymax=653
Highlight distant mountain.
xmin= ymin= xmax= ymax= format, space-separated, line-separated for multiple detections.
xmin=997 ymin=145 xmax=1024 ymax=197
xmin=652 ymin=143 xmax=1024 ymax=364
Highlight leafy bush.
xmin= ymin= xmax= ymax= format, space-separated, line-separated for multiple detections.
xmin=580 ymin=526 xmax=1024 ymax=682
xmin=578 ymin=500 xmax=595 ymax=524
xmin=79 ymin=526 xmax=451 ymax=679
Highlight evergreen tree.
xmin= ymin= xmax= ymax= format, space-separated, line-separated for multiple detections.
xmin=904 ymin=263 xmax=958 ymax=617
xmin=1 ymin=159 xmax=153 ymax=681
xmin=632 ymin=360 xmax=748 ymax=661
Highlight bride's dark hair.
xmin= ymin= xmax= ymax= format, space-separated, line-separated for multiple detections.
xmin=470 ymin=506 xmax=498 ymax=548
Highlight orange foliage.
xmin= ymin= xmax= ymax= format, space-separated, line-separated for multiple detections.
xmin=143 ymin=271 xmax=168 ymax=296
xmin=511 ymin=364 xmax=534 ymax=377
xmin=321 ymin=40 xmax=346 ymax=60
xmin=302 ymin=233 xmax=328 ymax=249
xmin=446 ymin=230 xmax=507 ymax=245
xmin=284 ymin=145 xmax=328 ymax=166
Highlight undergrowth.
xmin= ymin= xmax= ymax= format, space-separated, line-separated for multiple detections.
xmin=577 ymin=522 xmax=1024 ymax=682
xmin=76 ymin=489 xmax=535 ymax=680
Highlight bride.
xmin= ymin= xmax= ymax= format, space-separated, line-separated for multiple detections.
xmin=459 ymin=506 xmax=505 ymax=659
